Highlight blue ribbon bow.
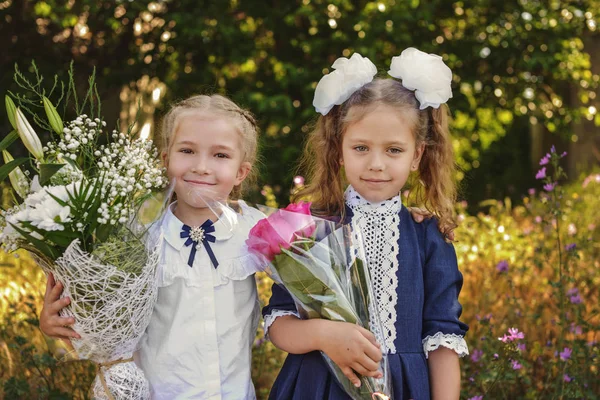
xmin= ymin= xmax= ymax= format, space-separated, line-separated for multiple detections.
xmin=180 ymin=219 xmax=219 ymax=268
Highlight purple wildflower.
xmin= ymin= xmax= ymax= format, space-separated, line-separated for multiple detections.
xmin=499 ymin=327 xmax=525 ymax=343
xmin=528 ymin=188 xmax=536 ymax=196
xmin=517 ymin=343 xmax=527 ymax=352
xmin=470 ymin=349 xmax=483 ymax=363
xmin=493 ymin=353 xmax=499 ymax=359
xmin=569 ymin=324 xmax=582 ymax=335
xmin=535 ymin=167 xmax=547 ymax=180
xmin=570 ymin=294 xmax=583 ymax=304
xmin=468 ymin=396 xmax=483 ymax=400
xmin=544 ymin=182 xmax=556 ymax=191
xmin=559 ymin=347 xmax=572 ymax=361
xmin=551 ymin=145 xmax=556 ymax=153
xmin=539 ymin=154 xmax=550 ymax=165
xmin=511 ymin=359 xmax=522 ymax=370
xmin=561 ymin=151 xmax=567 ymax=158
xmin=496 ymin=260 xmax=509 ymax=273
xmin=563 ymin=374 xmax=572 ymax=383
xmin=507 ymin=327 xmax=525 ymax=340
xmin=535 ymin=216 xmax=542 ymax=224
xmin=565 ymin=243 xmax=576 ymax=251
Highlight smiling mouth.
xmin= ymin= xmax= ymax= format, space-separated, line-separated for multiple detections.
xmin=362 ymin=178 xmax=391 ymax=183
xmin=184 ymin=179 xmax=216 ymax=185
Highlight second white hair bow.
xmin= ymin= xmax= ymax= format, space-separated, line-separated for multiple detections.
xmin=388 ymin=47 xmax=453 ymax=110
xmin=313 ymin=53 xmax=377 ymax=116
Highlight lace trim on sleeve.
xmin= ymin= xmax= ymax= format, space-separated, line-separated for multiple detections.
xmin=263 ymin=310 xmax=300 ymax=339
xmin=422 ymin=332 xmax=469 ymax=359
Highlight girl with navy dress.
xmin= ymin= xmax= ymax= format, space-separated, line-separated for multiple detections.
xmin=263 ymin=49 xmax=469 ymax=400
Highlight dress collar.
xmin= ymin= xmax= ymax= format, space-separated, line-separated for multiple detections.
xmin=344 ymin=185 xmax=402 ymax=216
xmin=162 ymin=202 xmax=236 ymax=251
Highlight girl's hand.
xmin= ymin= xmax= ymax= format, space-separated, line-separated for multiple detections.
xmin=317 ymin=320 xmax=383 ymax=388
xmin=39 ymin=273 xmax=81 ymax=343
xmin=408 ymin=207 xmax=455 ymax=241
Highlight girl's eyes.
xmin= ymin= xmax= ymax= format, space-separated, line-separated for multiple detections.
xmin=353 ymin=145 xmax=404 ymax=154
xmin=177 ymin=149 xmax=230 ymax=158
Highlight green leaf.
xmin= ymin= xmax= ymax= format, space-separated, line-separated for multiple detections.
xmin=348 ymin=257 xmax=370 ymax=328
xmin=45 ymin=190 xmax=69 ymax=207
xmin=273 ymin=246 xmax=358 ymax=323
xmin=0 ymin=131 xmax=18 ymax=152
xmin=10 ymin=223 xmax=60 ymax=259
xmin=19 ymin=221 xmax=78 ymax=248
xmin=95 ymin=223 xmax=112 ymax=242
xmin=0 ymin=158 xmax=28 ymax=182
xmin=39 ymin=163 xmax=65 ymax=186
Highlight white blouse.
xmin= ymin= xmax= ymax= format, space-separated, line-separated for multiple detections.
xmin=137 ymin=202 xmax=264 ymax=399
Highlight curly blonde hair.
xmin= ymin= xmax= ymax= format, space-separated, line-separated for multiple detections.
xmin=294 ymin=78 xmax=457 ymax=233
xmin=159 ymin=94 xmax=259 ymax=199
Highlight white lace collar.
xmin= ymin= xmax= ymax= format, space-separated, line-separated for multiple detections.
xmin=344 ymin=185 xmax=402 ymax=216
xmin=344 ymin=185 xmax=402 ymax=353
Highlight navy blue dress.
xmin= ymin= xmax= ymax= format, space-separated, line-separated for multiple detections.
xmin=262 ymin=206 xmax=468 ymax=400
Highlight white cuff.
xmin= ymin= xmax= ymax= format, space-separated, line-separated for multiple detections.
xmin=422 ymin=332 xmax=469 ymax=359
xmin=263 ymin=310 xmax=300 ymax=339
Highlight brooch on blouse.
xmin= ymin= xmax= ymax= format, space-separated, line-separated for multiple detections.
xmin=180 ymin=220 xmax=219 ymax=268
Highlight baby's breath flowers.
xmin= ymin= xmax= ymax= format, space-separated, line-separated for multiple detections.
xmin=95 ymin=132 xmax=166 ymax=225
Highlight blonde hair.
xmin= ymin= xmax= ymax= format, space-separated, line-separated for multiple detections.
xmin=294 ymin=78 xmax=457 ymax=234
xmin=159 ymin=94 xmax=259 ymax=199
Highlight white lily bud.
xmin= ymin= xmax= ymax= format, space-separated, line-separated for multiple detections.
xmin=15 ymin=108 xmax=44 ymax=160
xmin=2 ymin=150 xmax=29 ymax=198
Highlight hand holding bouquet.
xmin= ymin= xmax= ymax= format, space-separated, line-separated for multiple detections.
xmin=0 ymin=63 xmax=167 ymax=399
xmin=246 ymin=203 xmax=392 ymax=400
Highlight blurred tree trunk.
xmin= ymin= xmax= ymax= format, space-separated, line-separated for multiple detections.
xmin=568 ymin=32 xmax=600 ymax=177
xmin=531 ymin=32 xmax=600 ymax=177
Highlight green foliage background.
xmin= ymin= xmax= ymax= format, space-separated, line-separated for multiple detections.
xmin=1 ymin=0 xmax=599 ymax=205
xmin=1 ymin=1 xmax=600 ymax=399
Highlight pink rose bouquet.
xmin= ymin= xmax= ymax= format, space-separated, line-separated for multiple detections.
xmin=247 ymin=202 xmax=392 ymax=400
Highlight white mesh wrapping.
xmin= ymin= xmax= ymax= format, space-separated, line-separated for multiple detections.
xmin=34 ymin=238 xmax=160 ymax=400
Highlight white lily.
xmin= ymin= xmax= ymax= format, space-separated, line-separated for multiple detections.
xmin=2 ymin=150 xmax=29 ymax=198
xmin=15 ymin=108 xmax=44 ymax=160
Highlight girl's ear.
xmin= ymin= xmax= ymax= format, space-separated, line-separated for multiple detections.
xmin=235 ymin=161 xmax=252 ymax=186
xmin=161 ymin=150 xmax=169 ymax=168
xmin=411 ymin=142 xmax=426 ymax=171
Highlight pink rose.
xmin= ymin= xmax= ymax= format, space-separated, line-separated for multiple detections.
xmin=281 ymin=201 xmax=316 ymax=238
xmin=246 ymin=217 xmax=288 ymax=261
xmin=246 ymin=202 xmax=315 ymax=261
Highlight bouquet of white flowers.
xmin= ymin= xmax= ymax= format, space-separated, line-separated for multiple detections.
xmin=0 ymin=63 xmax=167 ymax=399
